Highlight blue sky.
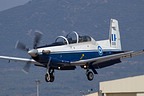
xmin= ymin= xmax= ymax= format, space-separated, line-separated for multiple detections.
xmin=0 ymin=0 xmax=30 ymax=11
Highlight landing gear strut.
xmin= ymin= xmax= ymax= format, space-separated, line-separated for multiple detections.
xmin=45 ymin=68 xmax=55 ymax=82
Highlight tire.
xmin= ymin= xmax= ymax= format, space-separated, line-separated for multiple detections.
xmin=50 ymin=74 xmax=55 ymax=82
xmin=45 ymin=74 xmax=50 ymax=82
xmin=87 ymin=71 xmax=94 ymax=81
xmin=45 ymin=73 xmax=55 ymax=82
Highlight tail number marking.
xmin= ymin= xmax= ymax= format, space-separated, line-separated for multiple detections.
xmin=111 ymin=34 xmax=117 ymax=41
xmin=111 ymin=34 xmax=117 ymax=45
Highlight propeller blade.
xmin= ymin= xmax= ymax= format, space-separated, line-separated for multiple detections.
xmin=17 ymin=31 xmax=43 ymax=73
xmin=15 ymin=41 xmax=29 ymax=51
xmin=22 ymin=63 xmax=31 ymax=74
xmin=33 ymin=31 xmax=43 ymax=49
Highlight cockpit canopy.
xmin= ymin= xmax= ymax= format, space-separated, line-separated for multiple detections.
xmin=55 ymin=31 xmax=92 ymax=45
xmin=38 ymin=31 xmax=94 ymax=48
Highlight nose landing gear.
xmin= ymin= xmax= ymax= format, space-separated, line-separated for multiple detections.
xmin=45 ymin=68 xmax=55 ymax=82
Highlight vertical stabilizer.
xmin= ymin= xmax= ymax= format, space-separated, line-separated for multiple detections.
xmin=109 ymin=19 xmax=122 ymax=50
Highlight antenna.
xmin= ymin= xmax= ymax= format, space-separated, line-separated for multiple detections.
xmin=35 ymin=80 xmax=41 ymax=96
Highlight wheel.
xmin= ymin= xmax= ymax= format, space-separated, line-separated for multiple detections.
xmin=45 ymin=73 xmax=55 ymax=82
xmin=49 ymin=73 xmax=55 ymax=82
xmin=86 ymin=71 xmax=94 ymax=81
xmin=45 ymin=73 xmax=50 ymax=82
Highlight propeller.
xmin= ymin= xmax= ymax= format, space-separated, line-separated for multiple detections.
xmin=15 ymin=41 xmax=29 ymax=51
xmin=22 ymin=62 xmax=31 ymax=74
xmin=33 ymin=31 xmax=43 ymax=49
xmin=15 ymin=31 xmax=43 ymax=73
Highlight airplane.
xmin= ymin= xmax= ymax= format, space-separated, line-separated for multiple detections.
xmin=0 ymin=19 xmax=144 ymax=82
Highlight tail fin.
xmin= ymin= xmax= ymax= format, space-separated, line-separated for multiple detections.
xmin=109 ymin=19 xmax=122 ymax=50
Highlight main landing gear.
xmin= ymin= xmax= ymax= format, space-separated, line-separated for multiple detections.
xmin=45 ymin=68 xmax=55 ymax=82
xmin=85 ymin=64 xmax=98 ymax=81
xmin=86 ymin=70 xmax=94 ymax=81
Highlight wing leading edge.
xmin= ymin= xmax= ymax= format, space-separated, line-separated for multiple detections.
xmin=0 ymin=56 xmax=42 ymax=66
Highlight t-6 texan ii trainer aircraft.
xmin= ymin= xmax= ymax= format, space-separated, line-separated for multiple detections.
xmin=0 ymin=19 xmax=144 ymax=82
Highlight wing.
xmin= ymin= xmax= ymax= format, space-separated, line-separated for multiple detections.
xmin=0 ymin=56 xmax=42 ymax=66
xmin=70 ymin=50 xmax=144 ymax=66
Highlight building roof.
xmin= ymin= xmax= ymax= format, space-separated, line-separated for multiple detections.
xmin=100 ymin=75 xmax=144 ymax=93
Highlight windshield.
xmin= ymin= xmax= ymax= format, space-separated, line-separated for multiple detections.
xmin=55 ymin=36 xmax=69 ymax=45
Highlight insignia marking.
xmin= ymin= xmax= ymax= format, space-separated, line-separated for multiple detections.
xmin=98 ymin=46 xmax=103 ymax=56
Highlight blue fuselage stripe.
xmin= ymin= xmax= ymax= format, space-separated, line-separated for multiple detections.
xmin=42 ymin=51 xmax=122 ymax=62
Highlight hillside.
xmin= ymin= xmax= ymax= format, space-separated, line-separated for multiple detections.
xmin=0 ymin=0 xmax=144 ymax=44
xmin=0 ymin=0 xmax=144 ymax=96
